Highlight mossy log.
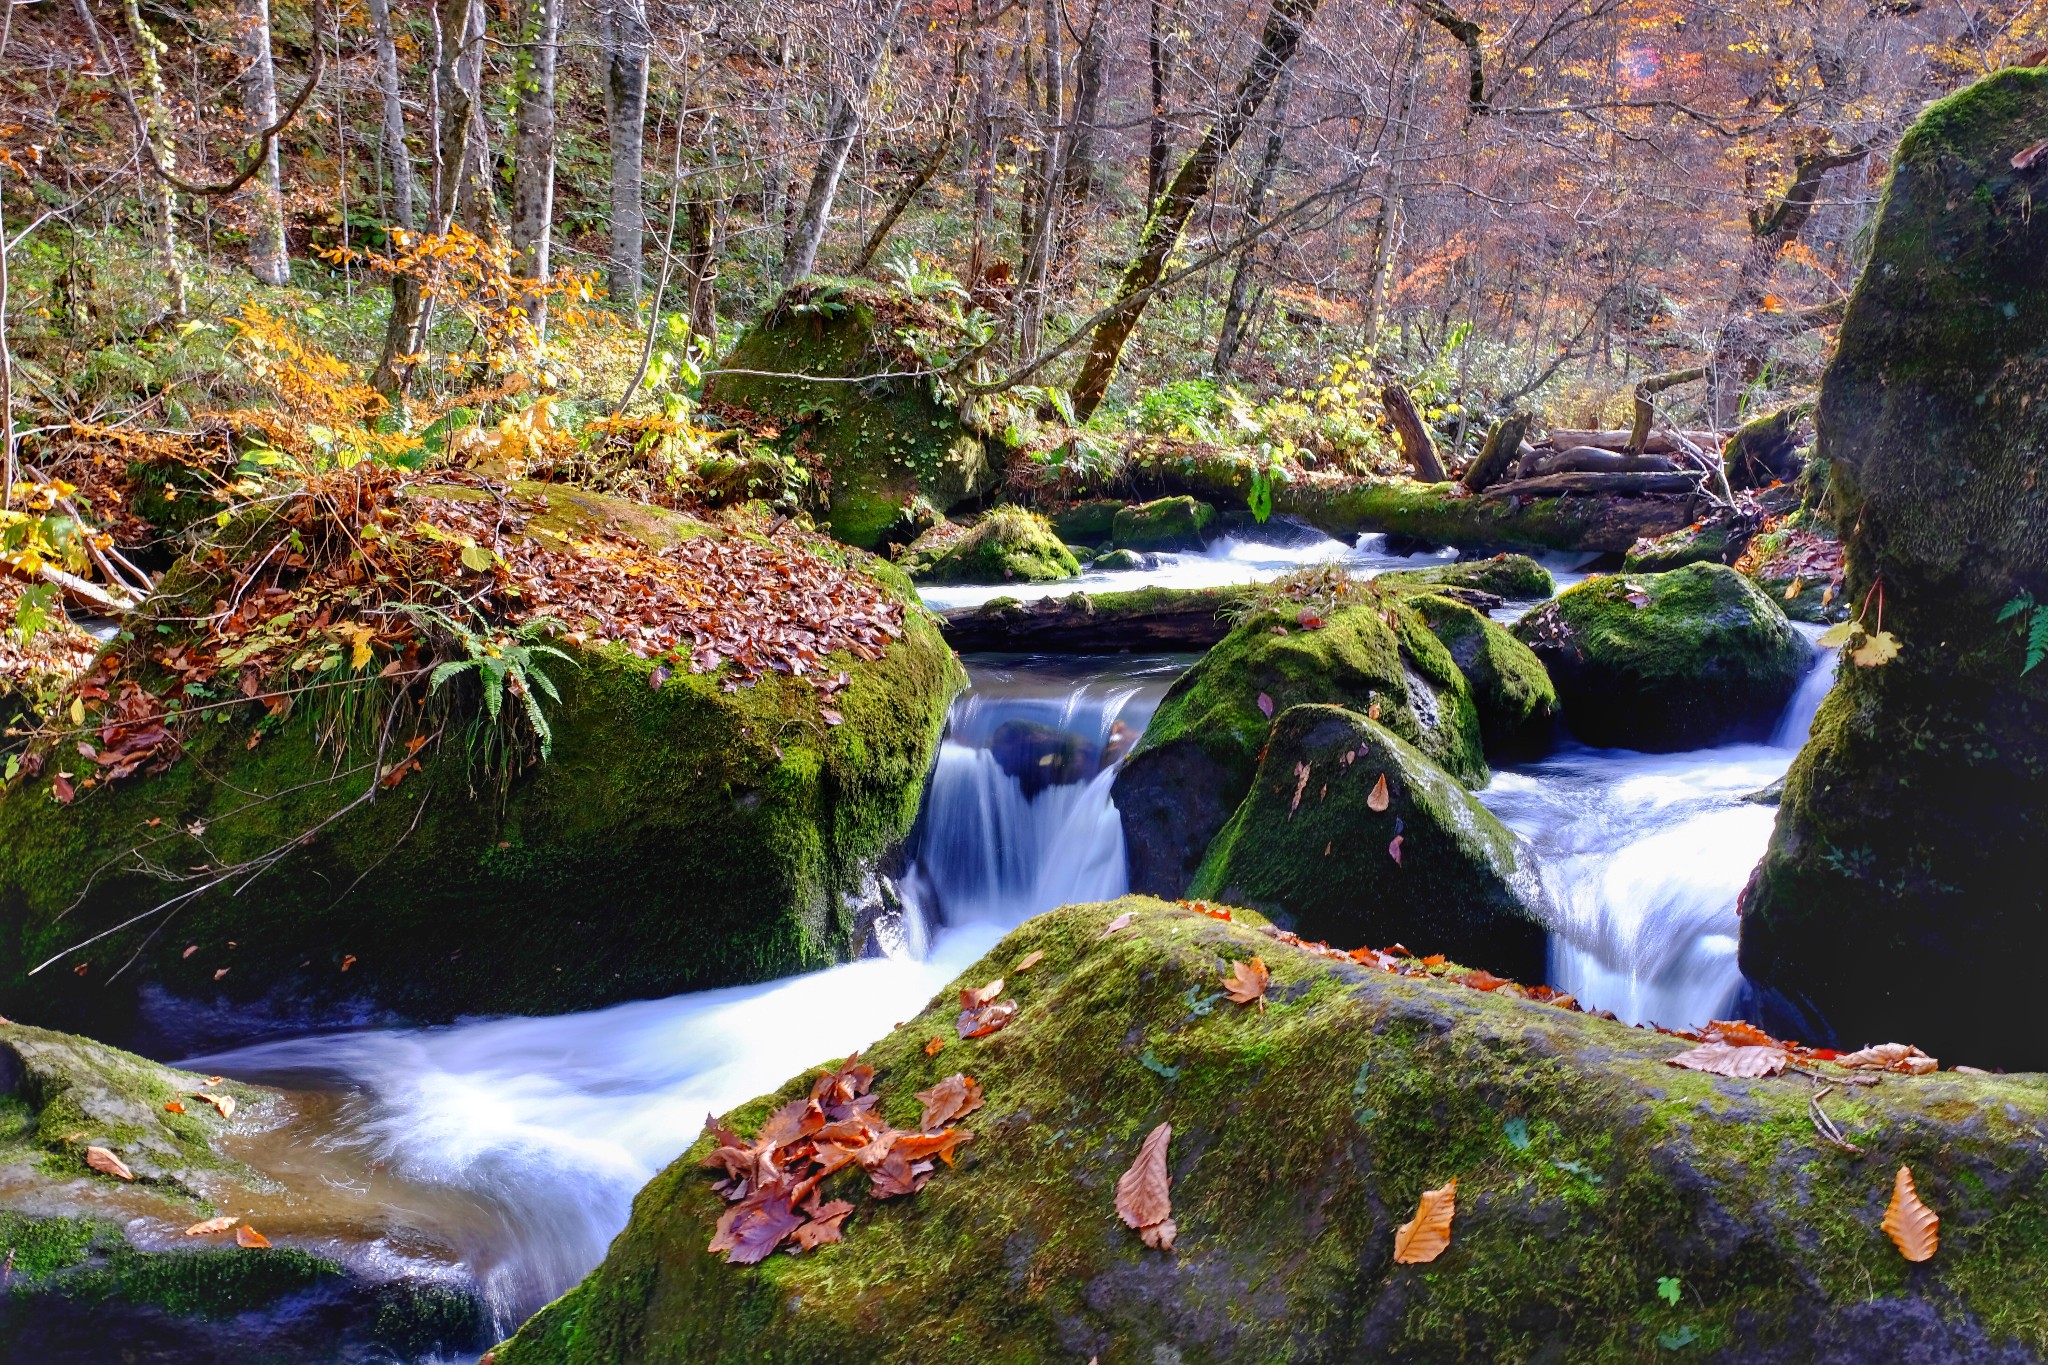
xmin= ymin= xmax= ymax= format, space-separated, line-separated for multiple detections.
xmin=938 ymin=586 xmax=1249 ymax=652
xmin=494 ymin=897 xmax=2048 ymax=1365
xmin=1272 ymin=479 xmax=1696 ymax=554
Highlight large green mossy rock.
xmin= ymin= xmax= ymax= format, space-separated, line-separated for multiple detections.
xmin=1740 ymin=70 xmax=2048 ymax=1071
xmin=1190 ymin=706 xmax=1548 ymax=979
xmin=1405 ymin=593 xmax=1558 ymax=757
xmin=1111 ymin=495 xmax=1217 ymax=552
xmin=1112 ymin=603 xmax=1486 ymax=897
xmin=1511 ymin=562 xmax=1809 ymax=751
xmin=1375 ymin=552 xmax=1555 ymax=599
xmin=701 ymin=279 xmax=1000 ymax=550
xmin=0 ymin=1023 xmax=483 ymax=1359
xmin=0 ymin=485 xmax=963 ymax=1034
xmin=908 ymin=507 xmax=1080 ymax=585
xmin=493 ymin=897 xmax=2048 ymax=1365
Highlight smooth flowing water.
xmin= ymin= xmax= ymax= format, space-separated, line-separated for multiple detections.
xmin=187 ymin=525 xmax=1830 ymax=1342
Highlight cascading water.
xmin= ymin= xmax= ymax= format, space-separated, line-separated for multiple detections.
xmin=1478 ymin=626 xmax=1839 ymax=1029
xmin=187 ymin=653 xmax=1183 ymax=1338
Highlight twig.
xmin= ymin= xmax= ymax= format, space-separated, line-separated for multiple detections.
xmin=1807 ymin=1084 xmax=1863 ymax=1155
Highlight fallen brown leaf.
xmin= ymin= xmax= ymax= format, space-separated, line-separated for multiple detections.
xmin=1882 ymin=1165 xmax=1938 ymax=1262
xmin=914 ymin=1073 xmax=985 ymax=1131
xmin=1221 ymin=956 xmax=1270 ymax=1008
xmin=1014 ymin=950 xmax=1045 ymax=973
xmin=957 ymin=998 xmax=1019 ymax=1040
xmin=194 ymin=1092 xmax=236 ymax=1119
xmin=235 ymin=1225 xmax=271 ymax=1249
xmin=184 ymin=1216 xmax=238 ymax=1236
xmin=960 ymin=977 xmax=1004 ymax=1010
xmin=1388 ymin=834 xmax=1404 ymax=865
xmin=792 ymin=1198 xmax=853 ymax=1251
xmin=1367 ymin=773 xmax=1391 ymax=812
xmin=1666 ymin=1041 xmax=1789 ymax=1078
xmin=1836 ymin=1043 xmax=1937 ymax=1076
xmin=85 ymin=1146 xmax=134 ymax=1181
xmin=1098 ymin=912 xmax=1134 ymax=938
xmin=1115 ymin=1122 xmax=1175 ymax=1251
xmin=1393 ymin=1179 xmax=1456 ymax=1264
xmin=2015 ymin=136 xmax=2048 ymax=171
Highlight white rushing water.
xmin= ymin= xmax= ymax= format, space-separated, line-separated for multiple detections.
xmin=188 ymin=525 xmax=1830 ymax=1341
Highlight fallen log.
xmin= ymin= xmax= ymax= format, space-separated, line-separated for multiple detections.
xmin=1382 ymin=384 xmax=1448 ymax=482
xmin=939 ymin=586 xmax=1249 ymax=652
xmin=1459 ymin=411 xmax=1531 ymax=494
xmin=1272 ymin=479 xmax=1697 ymax=554
xmin=1479 ymin=471 xmax=1704 ymax=499
xmin=1517 ymin=447 xmax=1680 ymax=479
xmin=1539 ymin=428 xmax=1722 ymax=455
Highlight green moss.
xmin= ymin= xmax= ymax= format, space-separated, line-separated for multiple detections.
xmin=910 ymin=507 xmax=1080 ymax=585
xmin=702 ymin=280 xmax=999 ymax=550
xmin=1049 ymin=499 xmax=1124 ymax=545
xmin=493 ymin=898 xmax=2048 ymax=1364
xmin=1110 ymin=496 xmax=1218 ymax=553
xmin=1275 ymin=479 xmax=1691 ymax=555
xmin=1623 ymin=522 xmax=1737 ymax=572
xmin=1404 ymin=594 xmax=1558 ymax=758
xmin=0 ymin=487 xmax=964 ymax=1027
xmin=1191 ymin=705 xmax=1548 ymax=978
xmin=1375 ymin=553 xmax=1554 ymax=598
xmin=1511 ymin=563 xmax=1808 ymax=751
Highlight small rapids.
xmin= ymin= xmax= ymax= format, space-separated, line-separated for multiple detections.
xmin=185 ymin=525 xmax=1829 ymax=1347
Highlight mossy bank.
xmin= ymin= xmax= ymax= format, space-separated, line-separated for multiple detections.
xmin=495 ymin=897 xmax=2048 ymax=1365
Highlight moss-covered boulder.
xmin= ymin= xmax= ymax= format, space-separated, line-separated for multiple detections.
xmin=494 ymin=897 xmax=2048 ymax=1365
xmin=1111 ymin=496 xmax=1217 ymax=553
xmin=1624 ymin=521 xmax=1743 ymax=572
xmin=0 ymin=483 xmax=963 ymax=1037
xmin=701 ymin=279 xmax=1000 ymax=550
xmin=1740 ymin=70 xmax=2048 ymax=1071
xmin=0 ymin=1022 xmax=482 ymax=1359
xmin=1511 ymin=562 xmax=1809 ymax=751
xmin=1405 ymin=593 xmax=1558 ymax=757
xmin=1190 ymin=706 xmax=1549 ymax=979
xmin=1376 ymin=553 xmax=1555 ymax=599
xmin=1050 ymin=498 xmax=1125 ymax=546
xmin=1092 ymin=547 xmax=1147 ymax=572
xmin=908 ymin=507 xmax=1080 ymax=585
xmin=1113 ymin=603 xmax=1486 ymax=896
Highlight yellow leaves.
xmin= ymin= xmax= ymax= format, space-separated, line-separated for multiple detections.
xmin=1221 ymin=956 xmax=1270 ymax=1009
xmin=193 ymin=1091 xmax=236 ymax=1119
xmin=235 ymin=1225 xmax=273 ymax=1249
xmin=1115 ymin=1122 xmax=1176 ymax=1252
xmin=1759 ymin=294 xmax=1786 ymax=313
xmin=337 ymin=622 xmax=376 ymax=670
xmin=1393 ymin=1179 xmax=1457 ymax=1264
xmin=85 ymin=1146 xmax=134 ymax=1181
xmin=1852 ymin=630 xmax=1902 ymax=667
xmin=1882 ymin=1166 xmax=1938 ymax=1262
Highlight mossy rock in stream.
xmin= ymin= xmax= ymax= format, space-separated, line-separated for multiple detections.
xmin=1404 ymin=593 xmax=1558 ymax=758
xmin=1049 ymin=498 xmax=1125 ymax=546
xmin=0 ymin=483 xmax=963 ymax=1037
xmin=1511 ymin=562 xmax=1809 ymax=751
xmin=701 ymin=278 xmax=1000 ymax=550
xmin=1739 ymin=69 xmax=2048 ymax=1072
xmin=908 ymin=507 xmax=1080 ymax=585
xmin=1111 ymin=496 xmax=1218 ymax=553
xmin=1190 ymin=706 xmax=1549 ymax=980
xmin=1624 ymin=520 xmax=1744 ymax=572
xmin=1375 ymin=552 xmax=1555 ymax=599
xmin=1112 ymin=602 xmax=1485 ymax=897
xmin=493 ymin=896 xmax=2048 ymax=1365
xmin=0 ymin=1023 xmax=485 ymax=1361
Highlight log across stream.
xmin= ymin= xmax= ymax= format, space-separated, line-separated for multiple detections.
xmin=174 ymin=523 xmax=1838 ymax=1357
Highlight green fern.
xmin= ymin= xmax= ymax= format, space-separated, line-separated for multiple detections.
xmin=1999 ymin=592 xmax=2048 ymax=674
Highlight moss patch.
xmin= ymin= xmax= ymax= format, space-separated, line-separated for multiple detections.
xmin=1376 ymin=553 xmax=1555 ymax=599
xmin=1111 ymin=496 xmax=1218 ymax=553
xmin=1404 ymin=594 xmax=1558 ymax=758
xmin=909 ymin=507 xmax=1080 ymax=585
xmin=493 ymin=897 xmax=2048 ymax=1365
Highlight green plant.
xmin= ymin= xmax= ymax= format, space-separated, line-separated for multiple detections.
xmin=412 ymin=608 xmax=575 ymax=761
xmin=882 ymin=254 xmax=968 ymax=302
xmin=1999 ymin=592 xmax=2048 ymax=673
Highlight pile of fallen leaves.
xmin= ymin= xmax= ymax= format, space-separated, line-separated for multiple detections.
xmin=700 ymin=1054 xmax=980 ymax=1264
xmin=0 ymin=581 xmax=100 ymax=725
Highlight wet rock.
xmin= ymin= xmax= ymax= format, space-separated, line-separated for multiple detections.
xmin=1739 ymin=69 xmax=2048 ymax=1070
xmin=1190 ymin=705 xmax=1549 ymax=980
xmin=988 ymin=719 xmax=1101 ymax=799
xmin=1111 ymin=496 xmax=1218 ymax=553
xmin=1049 ymin=499 xmax=1124 ymax=546
xmin=1403 ymin=593 xmax=1559 ymax=758
xmin=1091 ymin=547 xmax=1150 ymax=572
xmin=1511 ymin=562 xmax=1809 ymax=751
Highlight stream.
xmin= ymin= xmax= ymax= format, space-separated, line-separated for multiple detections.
xmin=185 ymin=523 xmax=1836 ymax=1349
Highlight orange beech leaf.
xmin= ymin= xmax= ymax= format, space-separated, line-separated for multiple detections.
xmin=1882 ymin=1166 xmax=1938 ymax=1262
xmin=235 ymin=1225 xmax=272 ymax=1249
xmin=1221 ymin=957 xmax=1270 ymax=1007
xmin=1665 ymin=1041 xmax=1789 ymax=1078
xmin=1836 ymin=1043 xmax=1937 ymax=1075
xmin=923 ymin=1036 xmax=946 ymax=1058
xmin=1098 ymin=911 xmax=1134 ymax=938
xmin=1458 ymin=969 xmax=1512 ymax=993
xmin=1367 ymin=773 xmax=1391 ymax=812
xmin=164 ymin=1101 xmax=186 ymax=1114
xmin=85 ymin=1146 xmax=134 ymax=1181
xmin=1115 ymin=1122 xmax=1174 ymax=1251
xmin=1393 ymin=1179 xmax=1456 ymax=1264
xmin=1015 ymin=949 xmax=1045 ymax=973
xmin=195 ymin=1092 xmax=236 ymax=1119
xmin=957 ymin=998 xmax=1019 ymax=1040
xmin=184 ymin=1216 xmax=238 ymax=1236
xmin=960 ymin=977 xmax=1004 ymax=1010
xmin=914 ymin=1073 xmax=985 ymax=1131
xmin=1702 ymin=1019 xmax=1778 ymax=1048
xmin=1420 ymin=954 xmax=1447 ymax=968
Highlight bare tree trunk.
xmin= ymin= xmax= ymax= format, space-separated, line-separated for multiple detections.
xmin=1215 ymin=65 xmax=1291 ymax=375
xmin=511 ymin=0 xmax=560 ymax=329
xmin=1145 ymin=0 xmax=1174 ymax=210
xmin=434 ymin=0 xmax=490 ymax=231
xmin=965 ymin=32 xmax=998 ymax=287
xmin=762 ymin=32 xmax=790 ymax=248
xmin=1070 ymin=0 xmax=1320 ymax=422
xmin=781 ymin=0 xmax=906 ymax=286
xmin=681 ymin=196 xmax=718 ymax=342
xmin=238 ymin=0 xmax=289 ymax=285
xmin=1062 ymin=1 xmax=1106 ymax=210
xmin=1017 ymin=0 xmax=1065 ymax=345
xmin=601 ymin=0 xmax=650 ymax=303
xmin=1361 ymin=21 xmax=1420 ymax=343
xmin=113 ymin=0 xmax=189 ymax=315
xmin=369 ymin=0 xmax=421 ymax=393
xmin=1382 ymin=384 xmax=1447 ymax=482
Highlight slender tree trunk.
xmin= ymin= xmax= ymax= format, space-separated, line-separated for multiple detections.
xmin=1146 ymin=0 xmax=1174 ymax=210
xmin=115 ymin=0 xmax=190 ymax=315
xmin=369 ymin=0 xmax=422 ymax=393
xmin=434 ymin=0 xmax=489 ymax=230
xmin=1017 ymin=0 xmax=1065 ymax=345
xmin=965 ymin=33 xmax=997 ymax=287
xmin=1361 ymin=21 xmax=1420 ymax=343
xmin=511 ymin=0 xmax=560 ymax=330
xmin=682 ymin=196 xmax=718 ymax=342
xmin=781 ymin=0 xmax=906 ymax=286
xmin=1070 ymin=0 xmax=1320 ymax=421
xmin=1063 ymin=1 xmax=1106 ymax=211
xmin=1215 ymin=66 xmax=1291 ymax=375
xmin=237 ymin=0 xmax=289 ymax=285
xmin=601 ymin=0 xmax=650 ymax=303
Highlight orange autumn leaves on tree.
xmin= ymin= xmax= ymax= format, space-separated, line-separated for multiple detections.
xmin=1115 ymin=1122 xmax=1177 ymax=1252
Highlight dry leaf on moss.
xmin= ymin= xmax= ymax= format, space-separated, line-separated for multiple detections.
xmin=915 ymin=1074 xmax=985 ymax=1131
xmin=85 ymin=1146 xmax=134 ymax=1181
xmin=194 ymin=1092 xmax=236 ymax=1119
xmin=1098 ymin=912 xmax=1134 ymax=938
xmin=960 ymin=978 xmax=1004 ymax=1010
xmin=1367 ymin=773 xmax=1390 ymax=812
xmin=1015 ymin=950 xmax=1045 ymax=973
xmin=1836 ymin=1043 xmax=1937 ymax=1075
xmin=1393 ymin=1179 xmax=1456 ymax=1264
xmin=1882 ymin=1165 xmax=1938 ymax=1262
xmin=1665 ymin=1041 xmax=1789 ymax=1078
xmin=1221 ymin=957 xmax=1270 ymax=1008
xmin=957 ymin=998 xmax=1019 ymax=1040
xmin=1115 ymin=1122 xmax=1175 ymax=1252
